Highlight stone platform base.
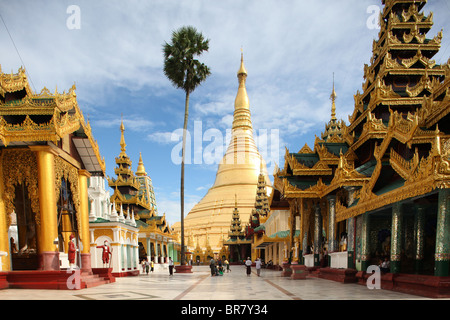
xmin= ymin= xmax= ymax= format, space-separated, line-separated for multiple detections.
xmin=0 ymin=272 xmax=8 ymax=289
xmin=112 ymin=269 xmax=139 ymax=277
xmin=92 ymin=268 xmax=116 ymax=282
xmin=318 ymin=267 xmax=357 ymax=283
xmin=4 ymin=270 xmax=112 ymax=290
xmin=175 ymin=265 xmax=193 ymax=273
xmin=356 ymin=271 xmax=450 ymax=298
xmin=290 ymin=264 xmax=307 ymax=280
xmin=281 ymin=263 xmax=292 ymax=277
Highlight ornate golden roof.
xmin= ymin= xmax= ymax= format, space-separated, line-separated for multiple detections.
xmin=0 ymin=66 xmax=105 ymax=173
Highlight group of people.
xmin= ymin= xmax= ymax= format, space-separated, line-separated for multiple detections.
xmin=141 ymin=257 xmax=175 ymax=275
xmin=141 ymin=258 xmax=155 ymax=275
xmin=245 ymin=257 xmax=262 ymax=276
xmin=140 ymin=256 xmax=175 ymax=276
xmin=209 ymin=258 xmax=230 ymax=276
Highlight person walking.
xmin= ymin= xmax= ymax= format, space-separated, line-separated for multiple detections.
xmin=245 ymin=257 xmax=252 ymax=276
xmin=210 ymin=257 xmax=216 ymax=276
xmin=224 ymin=259 xmax=230 ymax=273
xmin=168 ymin=257 xmax=174 ymax=276
xmin=141 ymin=259 xmax=146 ymax=274
xmin=150 ymin=259 xmax=154 ymax=273
xmin=255 ymin=258 xmax=262 ymax=277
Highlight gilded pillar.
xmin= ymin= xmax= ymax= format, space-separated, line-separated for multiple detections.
xmin=31 ymin=146 xmax=59 ymax=270
xmin=360 ymin=212 xmax=370 ymax=272
xmin=414 ymin=205 xmax=426 ymax=274
xmin=78 ymin=169 xmax=92 ymax=273
xmin=390 ymin=202 xmax=403 ymax=274
xmin=313 ymin=203 xmax=322 ymax=266
xmin=0 ymin=153 xmax=10 ymax=271
xmin=435 ymin=188 xmax=450 ymax=277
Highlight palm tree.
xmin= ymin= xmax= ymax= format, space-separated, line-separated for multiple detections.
xmin=163 ymin=26 xmax=211 ymax=266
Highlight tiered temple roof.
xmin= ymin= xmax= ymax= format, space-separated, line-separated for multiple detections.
xmin=107 ymin=120 xmax=170 ymax=235
xmin=225 ymin=195 xmax=250 ymax=246
xmin=276 ymin=0 xmax=450 ymax=224
xmin=0 ymin=66 xmax=105 ymax=174
xmin=246 ymin=167 xmax=271 ymax=238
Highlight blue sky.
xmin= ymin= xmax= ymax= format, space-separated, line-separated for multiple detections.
xmin=1 ymin=0 xmax=449 ymax=226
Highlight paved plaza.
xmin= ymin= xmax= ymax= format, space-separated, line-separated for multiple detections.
xmin=0 ymin=265 xmax=438 ymax=301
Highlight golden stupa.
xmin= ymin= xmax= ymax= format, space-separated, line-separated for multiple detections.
xmin=173 ymin=53 xmax=273 ymax=255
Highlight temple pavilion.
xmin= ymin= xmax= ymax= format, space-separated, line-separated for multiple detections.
xmin=273 ymin=0 xmax=450 ymax=298
xmin=0 ymin=66 xmax=112 ymax=289
xmin=106 ymin=120 xmax=179 ymax=267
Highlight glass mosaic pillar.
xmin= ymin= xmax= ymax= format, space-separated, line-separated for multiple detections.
xmin=360 ymin=212 xmax=371 ymax=272
xmin=347 ymin=217 xmax=355 ymax=269
xmin=314 ymin=204 xmax=322 ymax=266
xmin=347 ymin=187 xmax=357 ymax=269
xmin=435 ymin=188 xmax=450 ymax=277
xmin=327 ymin=196 xmax=336 ymax=253
xmin=390 ymin=203 xmax=403 ymax=274
xmin=414 ymin=205 xmax=425 ymax=274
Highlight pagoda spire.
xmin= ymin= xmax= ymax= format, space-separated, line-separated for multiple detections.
xmin=232 ymin=50 xmax=252 ymax=131
xmin=119 ymin=115 xmax=127 ymax=158
xmin=330 ymin=72 xmax=337 ymax=121
xmin=136 ymin=152 xmax=147 ymax=176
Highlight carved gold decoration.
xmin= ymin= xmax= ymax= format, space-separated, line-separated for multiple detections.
xmin=0 ymin=67 xmax=106 ymax=173
xmin=54 ymin=156 xmax=82 ymax=235
xmin=1 ymin=149 xmax=40 ymax=227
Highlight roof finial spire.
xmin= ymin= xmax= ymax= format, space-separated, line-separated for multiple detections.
xmin=119 ymin=114 xmax=127 ymax=157
xmin=238 ymin=48 xmax=247 ymax=77
xmin=330 ymin=73 xmax=337 ymax=121
xmin=136 ymin=152 xmax=147 ymax=176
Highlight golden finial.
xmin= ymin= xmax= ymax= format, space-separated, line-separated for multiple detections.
xmin=119 ymin=114 xmax=127 ymax=157
xmin=330 ymin=73 xmax=337 ymax=121
xmin=136 ymin=152 xmax=147 ymax=176
xmin=238 ymin=48 xmax=247 ymax=76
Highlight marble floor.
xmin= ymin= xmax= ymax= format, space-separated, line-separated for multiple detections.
xmin=0 ymin=265 xmax=439 ymax=301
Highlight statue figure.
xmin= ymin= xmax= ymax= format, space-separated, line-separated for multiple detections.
xmin=68 ymin=234 xmax=78 ymax=270
xmin=97 ymin=240 xmax=112 ymax=268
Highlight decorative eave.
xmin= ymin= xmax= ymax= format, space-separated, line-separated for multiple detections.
xmin=382 ymin=0 xmax=427 ymax=20
xmin=110 ymin=188 xmax=150 ymax=210
xmin=107 ymin=175 xmax=140 ymax=190
xmin=0 ymin=66 xmax=33 ymax=97
xmin=281 ymin=177 xmax=326 ymax=199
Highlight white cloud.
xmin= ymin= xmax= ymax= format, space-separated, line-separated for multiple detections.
xmin=146 ymin=131 xmax=175 ymax=145
xmin=94 ymin=115 xmax=154 ymax=132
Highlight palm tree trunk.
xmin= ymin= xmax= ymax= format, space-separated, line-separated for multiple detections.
xmin=180 ymin=91 xmax=190 ymax=266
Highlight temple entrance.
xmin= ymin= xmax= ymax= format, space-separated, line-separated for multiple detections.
xmin=57 ymin=178 xmax=80 ymax=269
xmin=361 ymin=202 xmax=437 ymax=275
xmin=138 ymin=242 xmax=146 ymax=261
xmin=10 ymin=183 xmax=38 ymax=270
